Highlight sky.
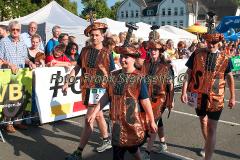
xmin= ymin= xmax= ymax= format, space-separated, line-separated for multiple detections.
xmin=70 ymin=0 xmax=118 ymax=14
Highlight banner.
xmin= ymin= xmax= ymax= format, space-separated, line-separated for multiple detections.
xmin=216 ymin=16 xmax=240 ymax=33
xmin=0 ymin=68 xmax=32 ymax=123
xmin=231 ymin=56 xmax=240 ymax=72
xmin=171 ymin=59 xmax=188 ymax=87
xmin=34 ymin=67 xmax=88 ymax=124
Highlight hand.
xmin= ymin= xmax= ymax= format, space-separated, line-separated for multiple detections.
xmin=29 ymin=62 xmax=36 ymax=69
xmin=62 ymin=83 xmax=68 ymax=95
xmin=228 ymin=97 xmax=235 ymax=109
xmin=9 ymin=64 xmax=19 ymax=74
xmin=87 ymin=111 xmax=97 ymax=125
xmin=149 ymin=121 xmax=158 ymax=133
xmin=181 ymin=93 xmax=188 ymax=104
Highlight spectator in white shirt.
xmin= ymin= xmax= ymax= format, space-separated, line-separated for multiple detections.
xmin=21 ymin=21 xmax=44 ymax=50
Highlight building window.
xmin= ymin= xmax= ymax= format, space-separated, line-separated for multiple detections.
xmin=129 ymin=2 xmax=131 ymax=7
xmin=167 ymin=21 xmax=171 ymax=25
xmin=162 ymin=8 xmax=165 ymax=16
xmin=174 ymin=7 xmax=178 ymax=16
xmin=131 ymin=10 xmax=134 ymax=17
xmin=173 ymin=20 xmax=177 ymax=27
xmin=126 ymin=11 xmax=128 ymax=18
xmin=121 ymin=11 xmax=124 ymax=18
xmin=153 ymin=21 xmax=156 ymax=25
xmin=180 ymin=7 xmax=184 ymax=16
xmin=161 ymin=21 xmax=165 ymax=26
xmin=149 ymin=22 xmax=151 ymax=25
xmin=136 ymin=10 xmax=139 ymax=17
xmin=168 ymin=8 xmax=171 ymax=16
xmin=147 ymin=10 xmax=154 ymax=16
xmin=172 ymin=0 xmax=174 ymax=3
xmin=179 ymin=20 xmax=183 ymax=26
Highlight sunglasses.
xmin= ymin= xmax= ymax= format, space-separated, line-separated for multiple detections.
xmin=120 ymin=55 xmax=130 ymax=59
xmin=11 ymin=28 xmax=20 ymax=32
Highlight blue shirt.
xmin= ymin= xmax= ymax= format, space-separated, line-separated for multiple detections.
xmin=21 ymin=32 xmax=44 ymax=50
xmin=45 ymin=38 xmax=59 ymax=55
xmin=0 ymin=36 xmax=28 ymax=68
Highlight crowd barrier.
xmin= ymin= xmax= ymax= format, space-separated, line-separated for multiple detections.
xmin=0 ymin=57 xmax=239 ymax=126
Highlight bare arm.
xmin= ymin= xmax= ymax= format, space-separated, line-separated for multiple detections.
xmin=226 ymin=72 xmax=236 ymax=108
xmin=181 ymin=69 xmax=192 ymax=103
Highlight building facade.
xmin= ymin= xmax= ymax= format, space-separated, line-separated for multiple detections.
xmin=117 ymin=0 xmax=239 ymax=28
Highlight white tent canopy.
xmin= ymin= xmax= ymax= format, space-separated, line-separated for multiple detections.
xmin=0 ymin=1 xmax=88 ymax=47
xmin=96 ymin=18 xmax=127 ymax=35
xmin=160 ymin=25 xmax=197 ymax=45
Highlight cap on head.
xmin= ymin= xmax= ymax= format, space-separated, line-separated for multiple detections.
xmin=84 ymin=22 xmax=108 ymax=37
xmin=114 ymin=46 xmax=140 ymax=58
xmin=202 ymin=33 xmax=224 ymax=44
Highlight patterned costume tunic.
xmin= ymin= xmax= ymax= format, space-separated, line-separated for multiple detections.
xmin=78 ymin=46 xmax=111 ymax=105
xmin=141 ymin=60 xmax=174 ymax=120
xmin=107 ymin=69 xmax=148 ymax=147
xmin=187 ymin=49 xmax=230 ymax=112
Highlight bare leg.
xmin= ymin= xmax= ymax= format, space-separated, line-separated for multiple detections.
xmin=79 ymin=107 xmax=95 ymax=149
xmin=204 ymin=119 xmax=218 ymax=160
xmin=146 ymin=133 xmax=157 ymax=152
xmin=199 ymin=116 xmax=208 ymax=141
xmin=158 ymin=126 xmax=165 ymax=142
xmin=95 ymin=110 xmax=109 ymax=138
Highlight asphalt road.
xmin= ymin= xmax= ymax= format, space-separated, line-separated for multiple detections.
xmin=0 ymin=81 xmax=239 ymax=160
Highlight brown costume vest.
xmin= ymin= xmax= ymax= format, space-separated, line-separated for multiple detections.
xmin=187 ymin=49 xmax=229 ymax=112
xmin=142 ymin=60 xmax=174 ymax=120
xmin=79 ymin=46 xmax=111 ymax=105
xmin=108 ymin=69 xmax=147 ymax=147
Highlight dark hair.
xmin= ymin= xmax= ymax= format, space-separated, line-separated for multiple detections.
xmin=65 ymin=42 xmax=78 ymax=55
xmin=0 ymin=25 xmax=8 ymax=31
xmin=54 ymin=43 xmax=66 ymax=53
xmin=58 ymin=33 xmax=69 ymax=42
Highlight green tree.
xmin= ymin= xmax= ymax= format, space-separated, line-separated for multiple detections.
xmin=0 ymin=0 xmax=77 ymax=21
xmin=81 ymin=0 xmax=111 ymax=20
xmin=110 ymin=1 xmax=122 ymax=20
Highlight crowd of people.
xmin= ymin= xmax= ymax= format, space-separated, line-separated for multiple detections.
xmin=0 ymin=20 xmax=238 ymax=160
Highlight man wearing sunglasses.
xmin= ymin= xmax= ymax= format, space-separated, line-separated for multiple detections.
xmin=0 ymin=21 xmax=36 ymax=133
xmin=181 ymin=32 xmax=236 ymax=160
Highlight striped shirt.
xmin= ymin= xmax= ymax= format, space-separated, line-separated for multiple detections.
xmin=0 ymin=36 xmax=28 ymax=68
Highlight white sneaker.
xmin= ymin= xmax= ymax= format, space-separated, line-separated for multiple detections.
xmin=141 ymin=151 xmax=150 ymax=160
xmin=153 ymin=142 xmax=167 ymax=153
xmin=96 ymin=139 xmax=112 ymax=152
xmin=200 ymin=149 xmax=205 ymax=157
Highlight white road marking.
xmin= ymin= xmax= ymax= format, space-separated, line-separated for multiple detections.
xmin=162 ymin=151 xmax=194 ymax=160
xmin=172 ymin=110 xmax=240 ymax=126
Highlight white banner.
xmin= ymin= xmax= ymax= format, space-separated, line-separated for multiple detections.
xmin=171 ymin=59 xmax=188 ymax=87
xmin=34 ymin=67 xmax=87 ymax=124
xmin=34 ymin=60 xmax=187 ymax=123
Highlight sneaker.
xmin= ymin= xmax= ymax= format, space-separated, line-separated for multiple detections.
xmin=65 ymin=150 xmax=82 ymax=160
xmin=141 ymin=151 xmax=150 ymax=160
xmin=96 ymin=139 xmax=112 ymax=153
xmin=153 ymin=142 xmax=167 ymax=153
xmin=200 ymin=149 xmax=205 ymax=157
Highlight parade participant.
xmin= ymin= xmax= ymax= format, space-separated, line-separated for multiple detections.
xmin=141 ymin=40 xmax=174 ymax=160
xmin=87 ymin=43 xmax=158 ymax=160
xmin=181 ymin=12 xmax=236 ymax=160
xmin=63 ymin=21 xmax=115 ymax=160
xmin=45 ymin=25 xmax=61 ymax=55
xmin=0 ymin=25 xmax=9 ymax=40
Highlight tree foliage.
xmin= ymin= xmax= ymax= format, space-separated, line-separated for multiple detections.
xmin=81 ymin=0 xmax=122 ymax=20
xmin=0 ymin=0 xmax=77 ymax=21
